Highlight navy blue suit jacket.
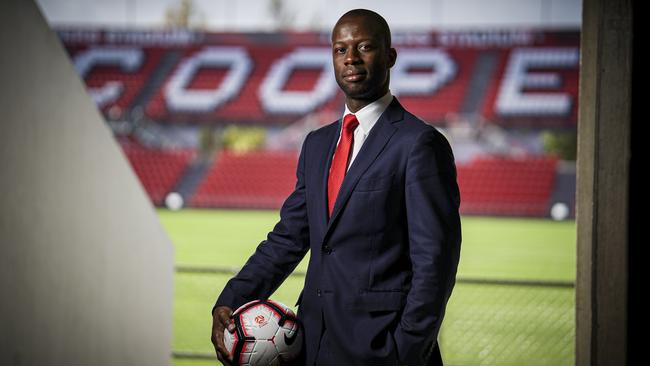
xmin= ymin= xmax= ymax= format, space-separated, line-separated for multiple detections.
xmin=216 ymin=98 xmax=461 ymax=366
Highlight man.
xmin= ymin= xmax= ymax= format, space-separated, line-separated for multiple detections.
xmin=212 ymin=9 xmax=461 ymax=366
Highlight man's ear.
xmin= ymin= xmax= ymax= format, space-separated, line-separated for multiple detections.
xmin=388 ymin=47 xmax=397 ymax=68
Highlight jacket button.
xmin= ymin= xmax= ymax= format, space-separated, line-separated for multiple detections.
xmin=317 ymin=289 xmax=322 ymax=297
xmin=323 ymin=245 xmax=332 ymax=254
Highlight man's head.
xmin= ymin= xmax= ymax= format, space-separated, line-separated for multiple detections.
xmin=331 ymin=9 xmax=397 ymax=111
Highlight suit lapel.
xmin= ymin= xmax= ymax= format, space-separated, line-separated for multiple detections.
xmin=324 ymin=99 xmax=404 ymax=238
xmin=315 ymin=122 xmax=340 ymax=231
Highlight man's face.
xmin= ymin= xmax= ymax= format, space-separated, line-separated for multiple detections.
xmin=331 ymin=16 xmax=396 ymax=103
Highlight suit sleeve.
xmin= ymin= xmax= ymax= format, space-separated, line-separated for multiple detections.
xmin=394 ymin=128 xmax=462 ymax=365
xmin=213 ymin=133 xmax=312 ymax=312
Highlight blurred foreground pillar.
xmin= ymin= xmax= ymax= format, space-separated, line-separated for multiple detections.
xmin=576 ymin=0 xmax=633 ymax=365
xmin=0 ymin=1 xmax=174 ymax=365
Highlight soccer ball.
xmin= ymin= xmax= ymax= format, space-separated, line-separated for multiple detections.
xmin=224 ymin=299 xmax=303 ymax=366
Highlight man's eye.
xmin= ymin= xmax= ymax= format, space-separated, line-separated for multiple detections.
xmin=360 ymin=44 xmax=372 ymax=51
xmin=334 ymin=48 xmax=346 ymax=54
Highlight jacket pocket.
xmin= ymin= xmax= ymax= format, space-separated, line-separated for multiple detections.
xmin=351 ymin=290 xmax=407 ymax=312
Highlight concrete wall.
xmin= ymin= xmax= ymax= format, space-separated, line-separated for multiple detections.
xmin=0 ymin=1 xmax=174 ymax=365
xmin=576 ymin=0 xmax=631 ymax=364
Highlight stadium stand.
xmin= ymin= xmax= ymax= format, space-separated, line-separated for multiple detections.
xmin=59 ymin=29 xmax=577 ymax=217
xmin=61 ymin=30 xmax=579 ymax=127
xmin=395 ymin=49 xmax=476 ymax=122
xmin=185 ymin=150 xmax=557 ymax=216
xmin=68 ymin=46 xmax=166 ymax=118
xmin=120 ymin=140 xmax=197 ymax=206
xmin=457 ymin=155 xmax=558 ymax=216
xmin=481 ymin=47 xmax=580 ymax=127
xmin=190 ymin=150 xmax=298 ymax=209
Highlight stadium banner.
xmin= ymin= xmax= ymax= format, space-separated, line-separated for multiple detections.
xmin=58 ymin=29 xmax=579 ymax=126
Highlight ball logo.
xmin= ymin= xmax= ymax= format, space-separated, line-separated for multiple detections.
xmin=254 ymin=314 xmax=268 ymax=327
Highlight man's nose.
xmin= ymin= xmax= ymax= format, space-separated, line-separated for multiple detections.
xmin=344 ymin=48 xmax=362 ymax=65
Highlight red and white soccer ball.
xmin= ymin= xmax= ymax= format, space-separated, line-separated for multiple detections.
xmin=224 ymin=299 xmax=303 ymax=366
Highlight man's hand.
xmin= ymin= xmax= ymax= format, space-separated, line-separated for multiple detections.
xmin=211 ymin=306 xmax=236 ymax=365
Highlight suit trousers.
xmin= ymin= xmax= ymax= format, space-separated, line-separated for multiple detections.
xmin=313 ymin=316 xmax=444 ymax=366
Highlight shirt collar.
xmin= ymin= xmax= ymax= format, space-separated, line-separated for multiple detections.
xmin=343 ymin=91 xmax=394 ymax=135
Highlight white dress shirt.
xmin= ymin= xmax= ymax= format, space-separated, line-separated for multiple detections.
xmin=339 ymin=91 xmax=394 ymax=171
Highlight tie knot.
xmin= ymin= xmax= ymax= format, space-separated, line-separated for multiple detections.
xmin=343 ymin=114 xmax=359 ymax=131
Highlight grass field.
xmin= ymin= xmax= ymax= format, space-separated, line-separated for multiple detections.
xmin=158 ymin=209 xmax=576 ymax=366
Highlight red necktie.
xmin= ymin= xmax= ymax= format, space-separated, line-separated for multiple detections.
xmin=328 ymin=114 xmax=359 ymax=217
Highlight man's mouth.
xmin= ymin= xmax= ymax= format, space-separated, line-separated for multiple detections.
xmin=343 ymin=71 xmax=366 ymax=82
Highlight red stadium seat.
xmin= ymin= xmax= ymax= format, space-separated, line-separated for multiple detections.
xmin=190 ymin=150 xmax=298 ymax=208
xmin=187 ymin=150 xmax=557 ymax=217
xmin=456 ymin=155 xmax=558 ymax=216
xmin=121 ymin=141 xmax=196 ymax=206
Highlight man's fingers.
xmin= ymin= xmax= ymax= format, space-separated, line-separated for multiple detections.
xmin=226 ymin=319 xmax=235 ymax=333
xmin=216 ymin=331 xmax=229 ymax=357
xmin=212 ymin=306 xmax=235 ymax=365
xmin=216 ymin=307 xmax=236 ymax=333
xmin=215 ymin=330 xmax=233 ymax=365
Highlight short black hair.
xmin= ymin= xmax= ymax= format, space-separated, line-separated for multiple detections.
xmin=335 ymin=9 xmax=392 ymax=48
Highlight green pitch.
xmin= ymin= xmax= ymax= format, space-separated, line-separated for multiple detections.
xmin=158 ymin=209 xmax=576 ymax=366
